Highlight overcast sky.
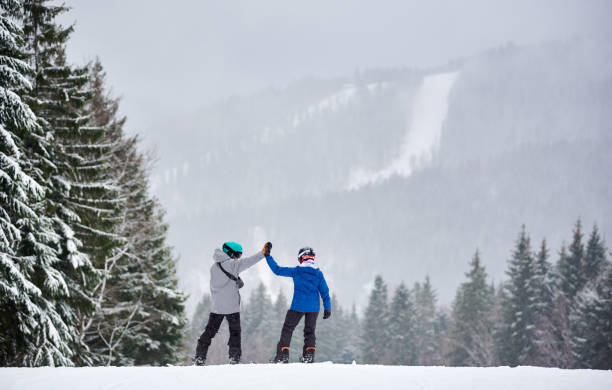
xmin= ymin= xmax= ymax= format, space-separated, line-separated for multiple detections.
xmin=60 ymin=0 xmax=610 ymax=141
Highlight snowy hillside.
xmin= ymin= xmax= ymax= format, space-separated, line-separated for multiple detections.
xmin=2 ymin=364 xmax=611 ymax=390
xmin=144 ymin=38 xmax=612 ymax=313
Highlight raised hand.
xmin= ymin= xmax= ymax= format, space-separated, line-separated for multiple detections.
xmin=262 ymin=242 xmax=272 ymax=256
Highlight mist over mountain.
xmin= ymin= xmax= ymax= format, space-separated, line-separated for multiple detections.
xmin=148 ymin=38 xmax=612 ymax=313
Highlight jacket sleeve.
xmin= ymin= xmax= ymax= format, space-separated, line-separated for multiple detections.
xmin=234 ymin=252 xmax=265 ymax=274
xmin=265 ymin=255 xmax=296 ymax=277
xmin=318 ymin=272 xmax=331 ymax=311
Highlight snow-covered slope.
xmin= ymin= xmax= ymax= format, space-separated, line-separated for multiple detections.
xmin=2 ymin=364 xmax=611 ymax=390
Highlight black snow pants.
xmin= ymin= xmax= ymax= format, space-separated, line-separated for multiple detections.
xmin=196 ymin=312 xmax=241 ymax=360
xmin=276 ymin=310 xmax=318 ymax=356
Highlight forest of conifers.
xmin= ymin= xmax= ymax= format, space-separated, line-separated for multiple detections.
xmin=0 ymin=0 xmax=185 ymax=366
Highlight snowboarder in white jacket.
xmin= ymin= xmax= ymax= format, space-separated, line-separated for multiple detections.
xmin=194 ymin=241 xmax=272 ymax=365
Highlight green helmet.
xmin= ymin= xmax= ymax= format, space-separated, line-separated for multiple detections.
xmin=223 ymin=241 xmax=243 ymax=259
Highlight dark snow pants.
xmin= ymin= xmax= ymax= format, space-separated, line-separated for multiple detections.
xmin=276 ymin=310 xmax=318 ymax=355
xmin=196 ymin=312 xmax=241 ymax=359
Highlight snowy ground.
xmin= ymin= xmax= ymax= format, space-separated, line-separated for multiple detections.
xmin=1 ymin=363 xmax=611 ymax=390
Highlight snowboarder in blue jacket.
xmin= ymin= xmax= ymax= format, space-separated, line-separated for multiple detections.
xmin=266 ymin=246 xmax=331 ymax=363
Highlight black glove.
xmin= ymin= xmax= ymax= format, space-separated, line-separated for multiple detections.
xmin=323 ymin=310 xmax=331 ymax=319
xmin=262 ymin=242 xmax=272 ymax=256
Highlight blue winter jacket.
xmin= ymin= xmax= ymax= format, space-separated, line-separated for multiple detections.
xmin=265 ymin=255 xmax=331 ymax=313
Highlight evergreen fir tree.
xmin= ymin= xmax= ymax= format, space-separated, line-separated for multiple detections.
xmin=20 ymin=0 xmax=99 ymax=365
xmin=271 ymin=289 xmax=288 ymax=340
xmin=530 ymin=238 xmax=560 ymax=366
xmin=558 ymin=220 xmax=585 ymax=301
xmin=534 ymin=239 xmax=554 ymax=315
xmin=316 ymin=294 xmax=345 ymax=362
xmin=434 ymin=308 xmax=451 ymax=365
xmin=388 ymin=283 xmax=417 ymax=365
xmin=360 ymin=275 xmax=389 ymax=364
xmin=570 ymin=261 xmax=612 ymax=369
xmin=80 ymin=61 xmax=185 ymax=366
xmin=498 ymin=226 xmax=538 ymax=366
xmin=0 ymin=0 xmax=79 ymax=366
xmin=534 ymin=243 xmax=575 ymax=368
xmin=188 ymin=293 xmax=211 ymax=353
xmin=583 ymin=224 xmax=607 ymax=284
xmin=448 ymin=250 xmax=495 ymax=366
xmin=414 ymin=276 xmax=438 ymax=365
xmin=343 ymin=304 xmax=361 ymax=363
xmin=119 ymin=198 xmax=186 ymax=365
xmin=242 ymin=282 xmax=273 ymax=362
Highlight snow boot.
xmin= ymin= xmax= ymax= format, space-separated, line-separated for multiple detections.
xmin=228 ymin=353 xmax=241 ymax=365
xmin=271 ymin=346 xmax=290 ymax=363
xmin=194 ymin=356 xmax=206 ymax=366
xmin=228 ymin=347 xmax=241 ymax=364
xmin=300 ymin=347 xmax=315 ymax=363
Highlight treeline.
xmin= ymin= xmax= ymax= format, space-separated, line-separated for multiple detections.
xmin=362 ymin=220 xmax=610 ymax=368
xmin=190 ymin=220 xmax=610 ymax=368
xmin=0 ymin=0 xmax=185 ymax=366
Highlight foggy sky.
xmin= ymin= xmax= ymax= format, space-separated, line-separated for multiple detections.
xmin=56 ymin=1 xmax=611 ymax=312
xmin=60 ymin=0 xmax=610 ymax=136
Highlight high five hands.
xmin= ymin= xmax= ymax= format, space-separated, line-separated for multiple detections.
xmin=262 ymin=242 xmax=272 ymax=256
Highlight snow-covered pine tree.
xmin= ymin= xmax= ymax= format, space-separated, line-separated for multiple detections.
xmin=80 ymin=61 xmax=185 ymax=365
xmin=316 ymin=294 xmax=359 ymax=363
xmin=533 ymin=240 xmax=554 ymax=317
xmin=570 ymin=261 xmax=612 ymax=369
xmin=188 ymin=292 xmax=228 ymax=365
xmin=388 ymin=282 xmax=417 ymax=365
xmin=0 ymin=0 xmax=75 ymax=366
xmin=69 ymin=59 xmax=139 ymax=365
xmin=272 ymin=289 xmax=288 ymax=336
xmin=119 ymin=195 xmax=186 ymax=365
xmin=434 ymin=308 xmax=451 ymax=365
xmin=187 ymin=293 xmax=211 ymax=358
xmin=343 ymin=304 xmax=361 ymax=363
xmin=557 ymin=220 xmax=586 ymax=301
xmin=530 ymin=238 xmax=572 ymax=367
xmin=20 ymin=0 xmax=98 ymax=365
xmin=360 ymin=275 xmax=389 ymax=364
xmin=242 ymin=282 xmax=273 ymax=362
xmin=315 ymin=294 xmax=338 ymax=361
xmin=498 ymin=226 xmax=539 ymax=366
xmin=583 ymin=224 xmax=607 ymax=284
xmin=448 ymin=250 xmax=496 ymax=366
xmin=414 ymin=276 xmax=439 ymax=365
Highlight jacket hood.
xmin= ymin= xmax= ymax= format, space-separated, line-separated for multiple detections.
xmin=213 ymin=248 xmax=231 ymax=263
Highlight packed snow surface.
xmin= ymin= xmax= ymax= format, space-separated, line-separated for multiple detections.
xmin=2 ymin=364 xmax=611 ymax=390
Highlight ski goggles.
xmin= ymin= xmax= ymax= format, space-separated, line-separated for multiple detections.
xmin=299 ymin=255 xmax=315 ymax=262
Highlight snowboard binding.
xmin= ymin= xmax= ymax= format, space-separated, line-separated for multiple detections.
xmin=193 ymin=356 xmax=206 ymax=366
xmin=300 ymin=347 xmax=316 ymax=363
xmin=271 ymin=346 xmax=290 ymax=363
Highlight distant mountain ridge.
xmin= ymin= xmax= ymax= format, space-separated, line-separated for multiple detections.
xmin=147 ymin=38 xmax=612 ymax=312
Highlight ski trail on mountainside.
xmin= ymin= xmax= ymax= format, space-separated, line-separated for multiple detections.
xmin=347 ymin=71 xmax=459 ymax=190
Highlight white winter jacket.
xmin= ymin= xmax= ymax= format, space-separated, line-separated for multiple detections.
xmin=209 ymin=248 xmax=264 ymax=314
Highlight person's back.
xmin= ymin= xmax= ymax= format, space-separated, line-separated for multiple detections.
xmin=194 ymin=242 xmax=268 ymax=365
xmin=290 ymin=261 xmax=328 ymax=313
xmin=265 ymin=246 xmax=331 ymax=363
xmin=209 ymin=247 xmax=261 ymax=314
